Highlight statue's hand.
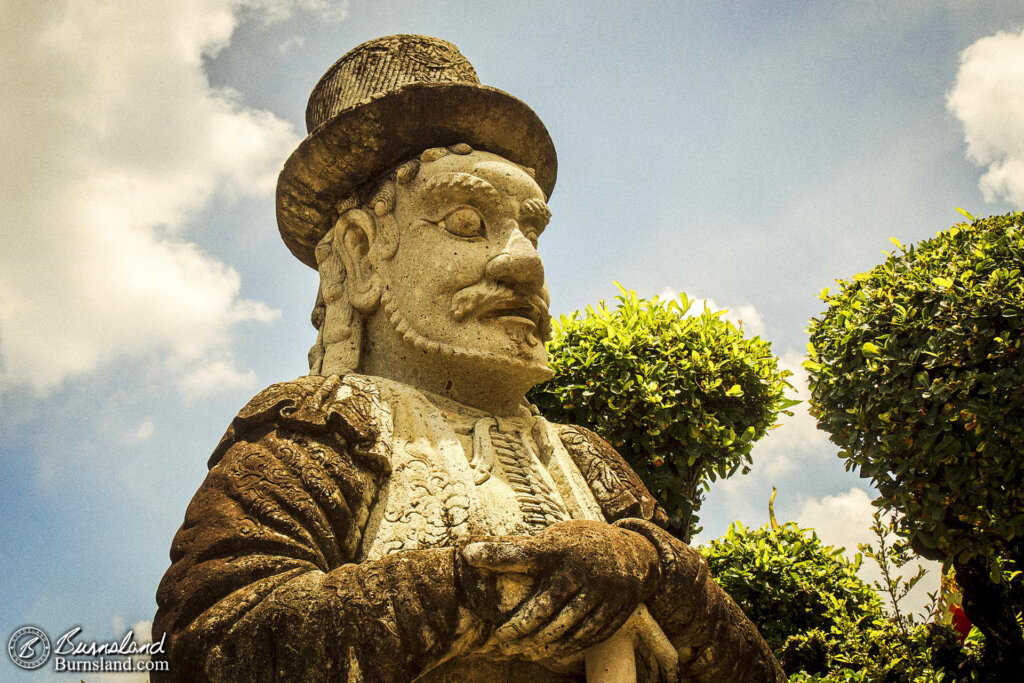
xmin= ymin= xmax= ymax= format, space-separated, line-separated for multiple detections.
xmin=457 ymin=519 xmax=660 ymax=661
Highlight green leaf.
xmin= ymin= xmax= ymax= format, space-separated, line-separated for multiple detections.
xmin=861 ymin=342 xmax=882 ymax=356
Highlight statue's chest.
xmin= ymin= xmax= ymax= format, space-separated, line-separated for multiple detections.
xmin=358 ymin=399 xmax=605 ymax=561
xmin=453 ymin=416 xmax=574 ymax=537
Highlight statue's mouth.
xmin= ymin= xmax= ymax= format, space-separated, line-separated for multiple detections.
xmin=481 ymin=292 xmax=544 ymax=329
xmin=485 ymin=303 xmax=539 ymax=327
xmin=451 ymin=283 xmax=552 ymax=342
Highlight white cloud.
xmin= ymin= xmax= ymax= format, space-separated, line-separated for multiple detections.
xmin=0 ymin=1 xmax=342 ymax=396
xmin=798 ymin=487 xmax=941 ymax=618
xmin=244 ymin=0 xmax=349 ymax=25
xmin=799 ymin=487 xmax=876 ymax=556
xmin=180 ymin=358 xmax=258 ymax=400
xmin=948 ymin=29 xmax=1024 ymax=208
xmin=748 ymin=350 xmax=832 ymax=478
xmin=278 ymin=35 xmax=306 ymax=55
xmin=132 ymin=619 xmax=153 ymax=643
xmin=131 ymin=419 xmax=156 ymax=443
xmin=95 ymin=618 xmax=156 ymax=683
xmin=657 ymin=287 xmax=766 ymax=337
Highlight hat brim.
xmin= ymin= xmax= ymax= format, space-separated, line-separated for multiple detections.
xmin=276 ymin=82 xmax=557 ymax=268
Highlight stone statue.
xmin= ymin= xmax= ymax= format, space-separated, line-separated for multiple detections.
xmin=154 ymin=35 xmax=785 ymax=683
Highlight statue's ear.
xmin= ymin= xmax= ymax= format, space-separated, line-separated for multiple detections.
xmin=334 ymin=208 xmax=384 ymax=314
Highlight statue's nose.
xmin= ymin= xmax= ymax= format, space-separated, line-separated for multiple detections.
xmin=485 ymin=225 xmax=545 ymax=288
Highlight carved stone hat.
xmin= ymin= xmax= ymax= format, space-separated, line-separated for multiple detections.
xmin=276 ymin=34 xmax=558 ymax=268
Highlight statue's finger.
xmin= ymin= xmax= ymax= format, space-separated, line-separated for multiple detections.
xmin=559 ymin=600 xmax=633 ymax=653
xmin=493 ymin=574 xmax=575 ymax=642
xmin=504 ymin=590 xmax=597 ymax=657
xmin=462 ymin=540 xmax=541 ymax=572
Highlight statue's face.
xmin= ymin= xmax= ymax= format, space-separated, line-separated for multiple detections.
xmin=380 ymin=150 xmax=553 ymax=378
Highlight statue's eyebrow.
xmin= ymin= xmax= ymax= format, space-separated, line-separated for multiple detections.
xmin=421 ymin=172 xmax=500 ymax=203
xmin=520 ymin=197 xmax=551 ymax=227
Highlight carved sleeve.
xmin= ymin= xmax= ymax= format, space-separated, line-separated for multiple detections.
xmin=615 ymin=518 xmax=786 ymax=683
xmin=154 ymin=377 xmax=485 ymax=682
xmin=556 ymin=424 xmax=669 ymax=527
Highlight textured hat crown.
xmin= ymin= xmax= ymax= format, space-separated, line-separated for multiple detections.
xmin=305 ymin=35 xmax=480 ymax=133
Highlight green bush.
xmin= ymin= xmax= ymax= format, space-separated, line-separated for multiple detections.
xmin=528 ymin=285 xmax=794 ymax=540
xmin=701 ymin=519 xmax=980 ymax=681
xmin=804 ymin=211 xmax=1024 ymax=673
xmin=701 ymin=521 xmax=883 ymax=655
xmin=785 ymin=620 xmax=977 ymax=682
xmin=805 ymin=211 xmax=1024 ymax=568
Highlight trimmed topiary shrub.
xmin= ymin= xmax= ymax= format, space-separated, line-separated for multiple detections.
xmin=529 ymin=285 xmax=794 ymax=540
xmin=701 ymin=520 xmax=882 ymax=655
xmin=805 ymin=211 xmax=1024 ymax=675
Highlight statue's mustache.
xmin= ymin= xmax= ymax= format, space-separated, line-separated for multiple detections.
xmin=450 ymin=281 xmax=553 ymax=342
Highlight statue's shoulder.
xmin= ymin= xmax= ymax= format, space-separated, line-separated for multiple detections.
xmin=208 ymin=374 xmax=388 ymax=470
xmin=548 ymin=422 xmax=669 ymax=528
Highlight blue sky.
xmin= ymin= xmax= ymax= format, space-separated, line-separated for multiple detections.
xmin=3 ymin=1 xmax=1023 ymax=679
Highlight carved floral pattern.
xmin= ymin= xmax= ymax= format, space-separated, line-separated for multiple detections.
xmin=382 ymin=440 xmax=472 ymax=553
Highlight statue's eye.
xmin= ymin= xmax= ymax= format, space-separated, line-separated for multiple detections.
xmin=438 ymin=207 xmax=484 ymax=239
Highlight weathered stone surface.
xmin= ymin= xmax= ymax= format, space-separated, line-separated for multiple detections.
xmin=154 ymin=34 xmax=786 ymax=682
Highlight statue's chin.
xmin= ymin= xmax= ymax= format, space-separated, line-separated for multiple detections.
xmin=440 ymin=350 xmax=554 ymax=406
xmin=398 ymin=319 xmax=551 ymax=386
xmin=422 ymin=336 xmax=552 ymax=383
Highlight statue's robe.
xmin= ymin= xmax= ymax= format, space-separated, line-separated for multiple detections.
xmin=154 ymin=374 xmax=784 ymax=682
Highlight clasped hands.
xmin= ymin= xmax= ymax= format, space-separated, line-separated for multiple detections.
xmin=455 ymin=519 xmax=662 ymax=662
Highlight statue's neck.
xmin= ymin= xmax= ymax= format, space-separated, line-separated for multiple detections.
xmin=415 ymin=384 xmax=537 ymax=423
xmin=358 ymin=351 xmax=533 ymax=417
